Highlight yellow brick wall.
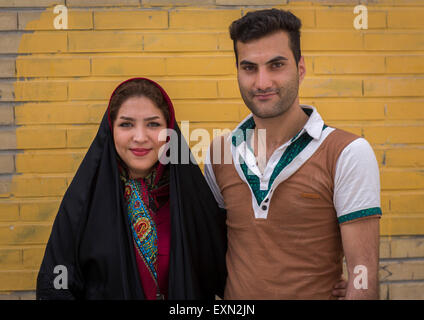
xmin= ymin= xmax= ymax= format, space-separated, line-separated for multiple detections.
xmin=0 ymin=0 xmax=423 ymax=299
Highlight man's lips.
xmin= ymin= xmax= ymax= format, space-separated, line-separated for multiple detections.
xmin=253 ymin=92 xmax=278 ymax=100
xmin=130 ymin=148 xmax=151 ymax=156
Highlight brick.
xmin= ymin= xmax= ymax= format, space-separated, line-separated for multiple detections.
xmin=0 ymin=270 xmax=37 ymax=291
xmin=216 ymin=0 xmax=284 ymax=4
xmin=379 ymin=237 xmax=391 ymax=259
xmin=19 ymin=10 xmax=93 ymax=30
xmin=380 ymin=215 xmax=424 ymax=235
xmin=15 ymin=103 xmax=94 ymax=125
xmin=389 ymin=282 xmax=424 ymax=300
xmin=316 ymin=9 xmax=386 ymax=29
xmin=386 ymin=149 xmax=424 ymax=167
xmin=16 ymin=58 xmax=90 ymax=77
xmin=0 ymin=223 xmax=52 ymax=245
xmin=67 ymin=127 xmax=97 ymax=148
xmin=391 ymin=237 xmax=424 ymax=258
xmin=166 ymin=56 xmax=235 ymax=75
xmin=170 ymin=9 xmax=241 ymax=30
xmin=69 ymin=31 xmax=143 ymax=53
xmin=143 ymin=0 xmax=215 ymax=5
xmin=0 ymin=33 xmax=20 ymax=53
xmin=0 ymin=58 xmax=15 ymax=77
xmin=67 ymin=0 xmax=139 ymax=6
xmin=380 ymin=283 xmax=389 ymax=300
xmin=155 ymin=80 xmax=218 ymax=99
xmin=0 ymin=155 xmax=14 ymax=174
xmin=386 ymin=55 xmax=424 ymax=74
xmin=0 ymin=130 xmax=17 ymax=150
xmin=364 ymin=78 xmax=424 ymax=97
xmin=174 ymin=102 xmax=240 ymax=122
xmin=314 ymin=101 xmax=385 ymax=121
xmin=69 ymin=80 xmax=120 ymax=100
xmin=314 ymin=56 xmax=385 ymax=74
xmin=389 ymin=193 xmax=424 ymax=213
xmin=0 ymin=0 xmax=64 ymax=7
xmin=0 ymin=292 xmax=20 ymax=300
xmin=22 ymin=247 xmax=44 ymax=268
xmin=386 ymin=101 xmax=424 ymax=120
xmin=388 ymin=9 xmax=424 ymax=28
xmin=0 ymin=12 xmax=17 ymax=30
xmin=0 ymin=81 xmax=14 ymax=102
xmin=16 ymin=152 xmax=84 ymax=174
xmin=0 ymin=176 xmax=12 ymax=197
xmin=0 ymin=203 xmax=19 ymax=221
xmin=94 ymin=10 xmax=167 ymax=30
xmin=364 ymin=33 xmax=424 ymax=51
xmin=11 ymin=175 xmax=68 ymax=197
xmin=300 ymin=78 xmax=363 ymax=98
xmin=17 ymin=291 xmax=35 ymax=300
xmin=0 ymin=105 xmax=14 ymax=125
xmin=144 ymin=33 xmax=219 ymax=52
xmin=284 ymin=9 xmax=315 ymax=29
xmin=0 ymin=248 xmax=21 ymax=266
xmin=92 ymin=57 xmax=166 ymax=76
xmin=363 ymin=126 xmax=424 ymax=144
xmin=380 ymin=260 xmax=424 ymax=281
xmin=19 ymin=32 xmax=67 ymax=53
xmin=218 ymin=79 xmax=240 ymax=98
xmin=218 ymin=33 xmax=233 ymax=51
xmin=381 ymin=170 xmax=424 ymax=190
xmin=16 ymin=127 xmax=67 ymax=149
xmin=20 ymin=201 xmax=60 ymax=221
xmin=14 ymin=81 xmax=68 ymax=101
xmin=302 ymin=31 xmax=363 ymax=51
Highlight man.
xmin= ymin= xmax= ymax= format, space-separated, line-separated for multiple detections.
xmin=204 ymin=9 xmax=381 ymax=299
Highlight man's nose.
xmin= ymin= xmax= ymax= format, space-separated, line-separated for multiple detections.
xmin=255 ymin=68 xmax=273 ymax=91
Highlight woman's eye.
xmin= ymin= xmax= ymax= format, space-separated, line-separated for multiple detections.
xmin=119 ymin=122 xmax=132 ymax=127
xmin=147 ymin=122 xmax=161 ymax=128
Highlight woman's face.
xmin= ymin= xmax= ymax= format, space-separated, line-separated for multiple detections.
xmin=113 ymin=95 xmax=167 ymax=179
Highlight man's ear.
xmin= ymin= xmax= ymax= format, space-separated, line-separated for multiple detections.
xmin=298 ymin=56 xmax=306 ymax=84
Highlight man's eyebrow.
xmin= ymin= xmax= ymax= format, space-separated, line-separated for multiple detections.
xmin=266 ymin=56 xmax=288 ymax=64
xmin=240 ymin=60 xmax=257 ymax=66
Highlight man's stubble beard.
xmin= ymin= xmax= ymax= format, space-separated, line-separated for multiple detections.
xmin=239 ymin=74 xmax=300 ymax=120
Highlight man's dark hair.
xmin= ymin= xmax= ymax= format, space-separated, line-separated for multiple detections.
xmin=229 ymin=9 xmax=302 ymax=66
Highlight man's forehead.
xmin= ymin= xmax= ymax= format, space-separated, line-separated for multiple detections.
xmin=236 ymin=31 xmax=293 ymax=62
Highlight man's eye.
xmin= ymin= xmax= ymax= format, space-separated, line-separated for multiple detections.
xmin=242 ymin=65 xmax=255 ymax=72
xmin=272 ymin=62 xmax=283 ymax=69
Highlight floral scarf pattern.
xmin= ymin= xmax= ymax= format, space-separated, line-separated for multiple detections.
xmin=121 ymin=164 xmax=169 ymax=286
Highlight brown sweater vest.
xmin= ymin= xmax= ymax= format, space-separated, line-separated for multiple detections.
xmin=211 ymin=128 xmax=359 ymax=299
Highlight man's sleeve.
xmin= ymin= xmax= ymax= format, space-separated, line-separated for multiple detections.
xmin=334 ymin=137 xmax=382 ymax=224
xmin=204 ymin=144 xmax=226 ymax=209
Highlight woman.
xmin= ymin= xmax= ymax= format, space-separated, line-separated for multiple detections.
xmin=36 ymin=78 xmax=227 ymax=300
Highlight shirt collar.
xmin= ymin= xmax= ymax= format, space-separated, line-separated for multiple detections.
xmin=229 ymin=104 xmax=325 ymax=145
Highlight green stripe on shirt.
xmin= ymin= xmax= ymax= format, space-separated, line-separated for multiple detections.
xmin=338 ymin=207 xmax=382 ymax=224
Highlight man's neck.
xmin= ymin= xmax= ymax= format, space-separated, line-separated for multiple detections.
xmin=251 ymin=102 xmax=309 ymax=163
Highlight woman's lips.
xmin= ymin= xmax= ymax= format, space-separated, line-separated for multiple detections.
xmin=130 ymin=148 xmax=151 ymax=156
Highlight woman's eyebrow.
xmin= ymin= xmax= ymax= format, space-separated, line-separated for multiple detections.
xmin=119 ymin=116 xmax=134 ymax=121
xmin=144 ymin=116 xmax=160 ymax=121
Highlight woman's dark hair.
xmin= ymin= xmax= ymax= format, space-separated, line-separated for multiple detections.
xmin=109 ymin=79 xmax=170 ymax=125
xmin=229 ymin=9 xmax=302 ymax=66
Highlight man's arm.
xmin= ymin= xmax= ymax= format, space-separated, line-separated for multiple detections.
xmin=340 ymin=218 xmax=380 ymax=299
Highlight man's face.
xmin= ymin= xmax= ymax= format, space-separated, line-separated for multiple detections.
xmin=236 ymin=31 xmax=305 ymax=119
